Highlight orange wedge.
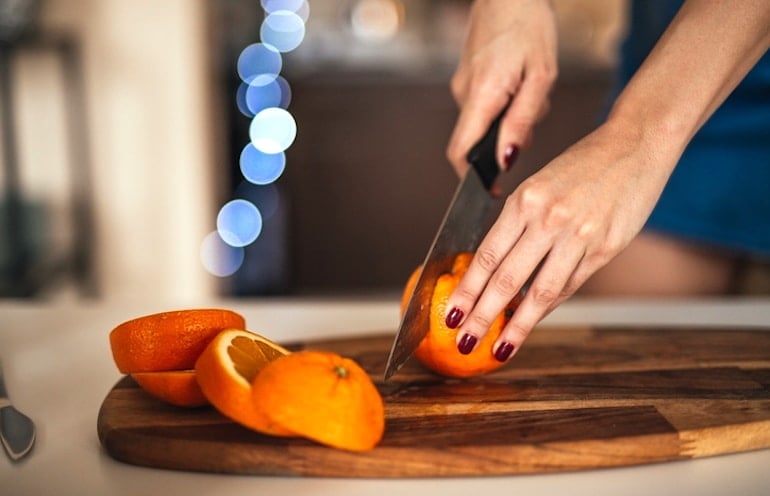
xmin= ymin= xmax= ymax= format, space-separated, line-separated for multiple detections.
xmin=250 ymin=350 xmax=385 ymax=451
xmin=131 ymin=370 xmax=208 ymax=408
xmin=194 ymin=329 xmax=293 ymax=436
xmin=110 ymin=308 xmax=245 ymax=373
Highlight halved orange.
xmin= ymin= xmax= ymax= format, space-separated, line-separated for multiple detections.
xmin=250 ymin=350 xmax=385 ymax=451
xmin=131 ymin=370 xmax=208 ymax=408
xmin=110 ymin=308 xmax=245 ymax=373
xmin=194 ymin=329 xmax=293 ymax=436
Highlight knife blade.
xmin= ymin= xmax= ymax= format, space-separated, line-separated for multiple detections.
xmin=383 ymin=116 xmax=503 ymax=381
xmin=0 ymin=360 xmax=36 ymax=462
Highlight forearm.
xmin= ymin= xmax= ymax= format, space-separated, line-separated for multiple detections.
xmin=607 ymin=0 xmax=770 ymax=160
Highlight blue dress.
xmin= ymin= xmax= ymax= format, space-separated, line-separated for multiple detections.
xmin=613 ymin=0 xmax=770 ymax=259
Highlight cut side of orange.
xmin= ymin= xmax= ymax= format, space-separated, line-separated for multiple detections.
xmin=194 ymin=329 xmax=293 ymax=436
xmin=131 ymin=370 xmax=208 ymax=408
xmin=110 ymin=308 xmax=245 ymax=373
xmin=250 ymin=350 xmax=385 ymax=452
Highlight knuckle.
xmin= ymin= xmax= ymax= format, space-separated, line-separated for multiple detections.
xmin=466 ymin=313 xmax=495 ymax=334
xmin=449 ymin=73 xmax=465 ymax=102
xmin=540 ymin=63 xmax=558 ymax=85
xmin=541 ymin=202 xmax=572 ymax=230
xmin=561 ymin=279 xmax=582 ymax=299
xmin=445 ymin=142 xmax=461 ymax=166
xmin=528 ymin=285 xmax=559 ymax=306
xmin=492 ymin=271 xmax=520 ymax=297
xmin=504 ymin=320 xmax=533 ymax=343
xmin=575 ymin=220 xmax=599 ymax=241
xmin=474 ymin=248 xmax=500 ymax=272
xmin=512 ymin=180 xmax=548 ymax=213
xmin=454 ymin=285 xmax=478 ymax=305
xmin=583 ymin=242 xmax=616 ymax=270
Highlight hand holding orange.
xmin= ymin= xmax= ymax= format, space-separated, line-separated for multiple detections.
xmin=401 ymin=252 xmax=521 ymax=378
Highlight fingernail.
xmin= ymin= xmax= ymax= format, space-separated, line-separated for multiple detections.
xmin=503 ymin=144 xmax=519 ymax=171
xmin=457 ymin=333 xmax=477 ymax=355
xmin=494 ymin=341 xmax=515 ymax=362
xmin=445 ymin=307 xmax=464 ymax=329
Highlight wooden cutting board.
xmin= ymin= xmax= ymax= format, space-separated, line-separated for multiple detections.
xmin=98 ymin=325 xmax=770 ymax=477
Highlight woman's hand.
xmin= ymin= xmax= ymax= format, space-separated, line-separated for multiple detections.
xmin=444 ymin=0 xmax=770 ymax=361
xmin=445 ymin=119 xmax=678 ymax=361
xmin=447 ymin=0 xmax=558 ymax=181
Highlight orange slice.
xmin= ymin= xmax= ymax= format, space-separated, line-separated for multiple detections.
xmin=131 ymin=370 xmax=208 ymax=408
xmin=250 ymin=350 xmax=385 ymax=451
xmin=110 ymin=308 xmax=245 ymax=373
xmin=194 ymin=329 xmax=293 ymax=436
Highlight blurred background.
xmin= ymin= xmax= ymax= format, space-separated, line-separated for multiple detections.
xmin=1 ymin=0 xmax=765 ymax=301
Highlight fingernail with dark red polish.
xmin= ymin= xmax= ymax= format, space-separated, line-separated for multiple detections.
xmin=445 ymin=307 xmax=464 ymax=329
xmin=503 ymin=145 xmax=519 ymax=171
xmin=457 ymin=333 xmax=477 ymax=355
xmin=494 ymin=342 xmax=515 ymax=362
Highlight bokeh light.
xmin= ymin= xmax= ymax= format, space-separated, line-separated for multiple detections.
xmin=205 ymin=0 xmax=306 ymax=278
xmin=240 ymin=143 xmax=286 ymax=185
xmin=351 ymin=0 xmax=404 ymax=42
xmin=217 ymin=199 xmax=263 ymax=247
xmin=237 ymin=76 xmax=291 ymax=117
xmin=261 ymin=11 xmax=306 ymax=53
xmin=245 ymin=77 xmax=282 ymax=115
xmin=235 ymin=82 xmax=253 ymax=117
xmin=262 ymin=0 xmax=309 ymax=20
xmin=275 ymin=75 xmax=292 ymax=108
xmin=237 ymin=43 xmax=282 ymax=84
xmin=249 ymin=107 xmax=297 ymax=154
xmin=200 ymin=231 xmax=245 ymax=277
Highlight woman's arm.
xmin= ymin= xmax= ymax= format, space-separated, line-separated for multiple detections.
xmin=610 ymin=0 xmax=770 ymax=158
xmin=446 ymin=0 xmax=770 ymax=361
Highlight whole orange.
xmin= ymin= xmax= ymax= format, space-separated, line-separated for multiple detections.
xmin=401 ymin=252 xmax=521 ymax=378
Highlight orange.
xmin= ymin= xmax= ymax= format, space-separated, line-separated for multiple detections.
xmin=109 ymin=308 xmax=245 ymax=373
xmin=131 ymin=370 xmax=208 ymax=408
xmin=194 ymin=329 xmax=293 ymax=436
xmin=401 ymin=252 xmax=521 ymax=378
xmin=250 ymin=350 xmax=385 ymax=451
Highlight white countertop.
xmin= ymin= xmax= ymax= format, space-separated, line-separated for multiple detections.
xmin=2 ymin=296 xmax=769 ymax=496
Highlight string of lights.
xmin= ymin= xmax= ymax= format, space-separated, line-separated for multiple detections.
xmin=201 ymin=0 xmax=308 ymax=278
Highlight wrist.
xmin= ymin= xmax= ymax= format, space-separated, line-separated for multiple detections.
xmin=603 ymin=95 xmax=691 ymax=172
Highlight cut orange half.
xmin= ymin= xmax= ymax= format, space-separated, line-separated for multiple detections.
xmin=110 ymin=308 xmax=246 ymax=373
xmin=250 ymin=350 xmax=385 ymax=451
xmin=131 ymin=370 xmax=208 ymax=408
xmin=194 ymin=329 xmax=293 ymax=436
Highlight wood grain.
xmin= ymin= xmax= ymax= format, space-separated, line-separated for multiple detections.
xmin=98 ymin=325 xmax=770 ymax=477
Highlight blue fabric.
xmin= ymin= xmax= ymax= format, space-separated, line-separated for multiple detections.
xmin=611 ymin=0 xmax=770 ymax=258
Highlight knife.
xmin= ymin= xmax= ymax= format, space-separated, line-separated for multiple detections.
xmin=0 ymin=359 xmax=36 ymax=462
xmin=383 ymin=116 xmax=504 ymax=381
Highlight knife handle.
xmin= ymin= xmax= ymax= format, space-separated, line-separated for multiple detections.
xmin=466 ymin=115 xmax=503 ymax=191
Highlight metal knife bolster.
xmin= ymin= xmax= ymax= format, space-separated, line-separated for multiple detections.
xmin=383 ymin=116 xmax=503 ymax=380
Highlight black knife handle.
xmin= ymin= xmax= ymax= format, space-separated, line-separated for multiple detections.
xmin=466 ymin=114 xmax=503 ymax=191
